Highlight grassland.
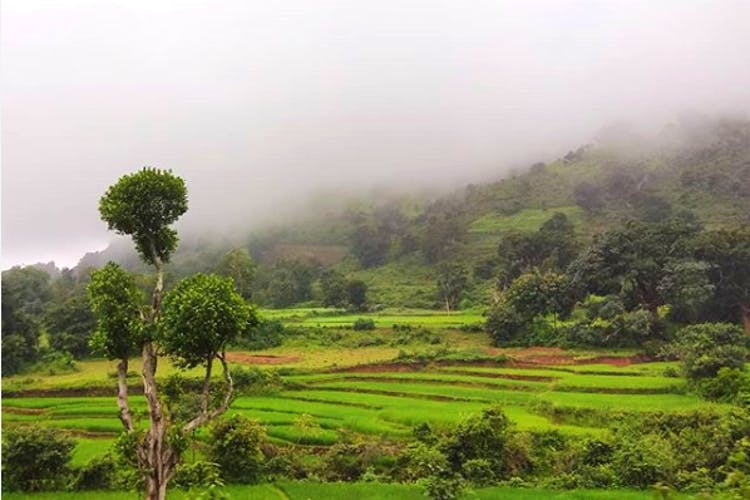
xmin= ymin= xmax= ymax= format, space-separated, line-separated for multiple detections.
xmin=0 ymin=482 xmax=681 ymax=500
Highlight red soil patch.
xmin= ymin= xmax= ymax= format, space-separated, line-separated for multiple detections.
xmin=225 ymin=353 xmax=301 ymax=365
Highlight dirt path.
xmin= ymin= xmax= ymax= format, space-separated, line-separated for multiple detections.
xmin=225 ymin=353 xmax=301 ymax=365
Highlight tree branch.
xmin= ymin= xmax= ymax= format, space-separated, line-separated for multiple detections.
xmin=183 ymin=350 xmax=233 ymax=433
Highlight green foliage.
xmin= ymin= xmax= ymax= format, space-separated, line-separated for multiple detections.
xmin=671 ymin=323 xmax=747 ymax=381
xmin=87 ymin=262 xmax=143 ymax=359
xmin=1 ymin=426 xmax=75 ymax=491
xmin=421 ymin=472 xmax=466 ymax=500
xmin=395 ymin=442 xmax=449 ymax=481
xmin=45 ymin=292 xmax=96 ymax=358
xmin=215 ymin=248 xmax=256 ymax=300
xmin=70 ymin=454 xmax=116 ymax=491
xmin=98 ymin=167 xmax=187 ymax=265
xmin=610 ymin=434 xmax=676 ymax=488
xmin=1 ymin=268 xmax=48 ymax=374
xmin=443 ymin=406 xmax=514 ymax=479
xmin=352 ymin=318 xmax=376 ymax=331
xmin=234 ymin=319 xmax=285 ymax=350
xmin=486 ymin=271 xmax=572 ymax=345
xmin=347 ymin=279 xmax=368 ymax=311
xmin=436 ymin=264 xmax=468 ymax=311
xmin=173 ymin=460 xmax=223 ymax=490
xmin=567 ymin=218 xmax=700 ymax=312
xmin=695 ymin=367 xmax=750 ymax=402
xmin=158 ymin=273 xmax=255 ymax=368
xmin=320 ymin=269 xmax=348 ymax=307
xmin=693 ymin=228 xmax=750 ymax=326
xmin=207 ymin=415 xmax=268 ymax=484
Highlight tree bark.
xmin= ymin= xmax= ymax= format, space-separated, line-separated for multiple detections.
xmin=742 ymin=304 xmax=750 ymax=334
xmin=116 ymin=358 xmax=134 ymax=431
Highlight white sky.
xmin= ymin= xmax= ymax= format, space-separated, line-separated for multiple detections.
xmin=3 ymin=0 xmax=750 ymax=268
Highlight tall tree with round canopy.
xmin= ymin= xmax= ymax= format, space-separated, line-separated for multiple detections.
xmin=89 ymin=168 xmax=256 ymax=500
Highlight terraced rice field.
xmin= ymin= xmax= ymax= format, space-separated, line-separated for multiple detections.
xmin=2 ymin=352 xmax=728 ymax=456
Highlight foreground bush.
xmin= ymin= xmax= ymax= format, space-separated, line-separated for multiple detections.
xmin=2 ymin=426 xmax=75 ymax=491
xmin=207 ymin=415 xmax=268 ymax=483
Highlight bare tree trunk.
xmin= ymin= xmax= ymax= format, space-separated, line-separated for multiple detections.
xmin=742 ymin=304 xmax=750 ymax=334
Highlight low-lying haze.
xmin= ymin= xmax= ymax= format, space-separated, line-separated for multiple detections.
xmin=3 ymin=0 xmax=750 ymax=268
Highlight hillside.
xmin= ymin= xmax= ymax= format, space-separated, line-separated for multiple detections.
xmin=72 ymin=118 xmax=750 ymax=309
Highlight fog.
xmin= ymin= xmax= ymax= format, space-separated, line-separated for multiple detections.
xmin=3 ymin=0 xmax=750 ymax=268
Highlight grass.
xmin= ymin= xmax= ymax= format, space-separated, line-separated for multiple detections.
xmin=259 ymin=306 xmax=485 ymax=329
xmin=468 ymin=206 xmax=584 ymax=235
xmin=0 ymin=482 xmax=684 ymax=499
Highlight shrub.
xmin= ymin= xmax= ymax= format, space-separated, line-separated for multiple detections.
xmin=2 ymin=426 xmax=75 ymax=491
xmin=461 ymin=458 xmax=495 ymax=486
xmin=672 ymin=323 xmax=747 ymax=381
xmin=443 ymin=406 xmax=513 ymax=479
xmin=235 ymin=319 xmax=285 ymax=350
xmin=611 ymin=433 xmax=676 ymax=488
xmin=207 ymin=415 xmax=268 ymax=483
xmin=352 ymin=318 xmax=375 ymax=331
xmin=421 ymin=472 xmax=465 ymax=500
xmin=395 ymin=442 xmax=449 ymax=481
xmin=696 ymin=367 xmax=750 ymax=402
xmin=173 ymin=460 xmax=223 ymax=490
xmin=71 ymin=454 xmax=116 ymax=491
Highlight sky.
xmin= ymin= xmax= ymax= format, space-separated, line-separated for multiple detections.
xmin=3 ymin=0 xmax=750 ymax=268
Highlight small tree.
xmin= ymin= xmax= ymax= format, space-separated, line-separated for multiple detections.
xmin=436 ymin=264 xmax=468 ymax=311
xmin=215 ymin=248 xmax=256 ymax=300
xmin=346 ymin=279 xmax=368 ymax=311
xmin=89 ymin=168 xmax=255 ymax=500
xmin=207 ymin=415 xmax=268 ymax=483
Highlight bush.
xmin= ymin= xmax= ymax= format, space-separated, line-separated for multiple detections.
xmin=2 ymin=426 xmax=75 ymax=491
xmin=421 ymin=472 xmax=465 ymax=500
xmin=443 ymin=406 xmax=514 ymax=480
xmin=207 ymin=415 xmax=268 ymax=483
xmin=461 ymin=458 xmax=495 ymax=486
xmin=173 ymin=460 xmax=223 ymax=490
xmin=395 ymin=442 xmax=449 ymax=481
xmin=71 ymin=454 xmax=116 ymax=491
xmin=352 ymin=318 xmax=375 ymax=331
xmin=672 ymin=323 xmax=747 ymax=381
xmin=235 ymin=319 xmax=285 ymax=350
xmin=611 ymin=434 xmax=676 ymax=488
xmin=696 ymin=367 xmax=750 ymax=402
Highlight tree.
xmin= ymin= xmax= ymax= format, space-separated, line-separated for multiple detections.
xmin=351 ymin=224 xmax=390 ymax=268
xmin=496 ymin=212 xmax=577 ymax=287
xmin=89 ymin=168 xmax=254 ymax=500
xmin=215 ymin=248 xmax=255 ymax=300
xmin=693 ymin=229 xmax=750 ymax=332
xmin=1 ymin=278 xmax=41 ymax=375
xmin=567 ymin=218 xmax=698 ymax=313
xmin=346 ymin=279 xmax=368 ymax=311
xmin=436 ymin=264 xmax=468 ymax=311
xmin=485 ymin=271 xmax=572 ymax=345
xmin=44 ymin=292 xmax=97 ymax=358
xmin=319 ymin=269 xmax=348 ymax=307
xmin=671 ymin=323 xmax=747 ymax=381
